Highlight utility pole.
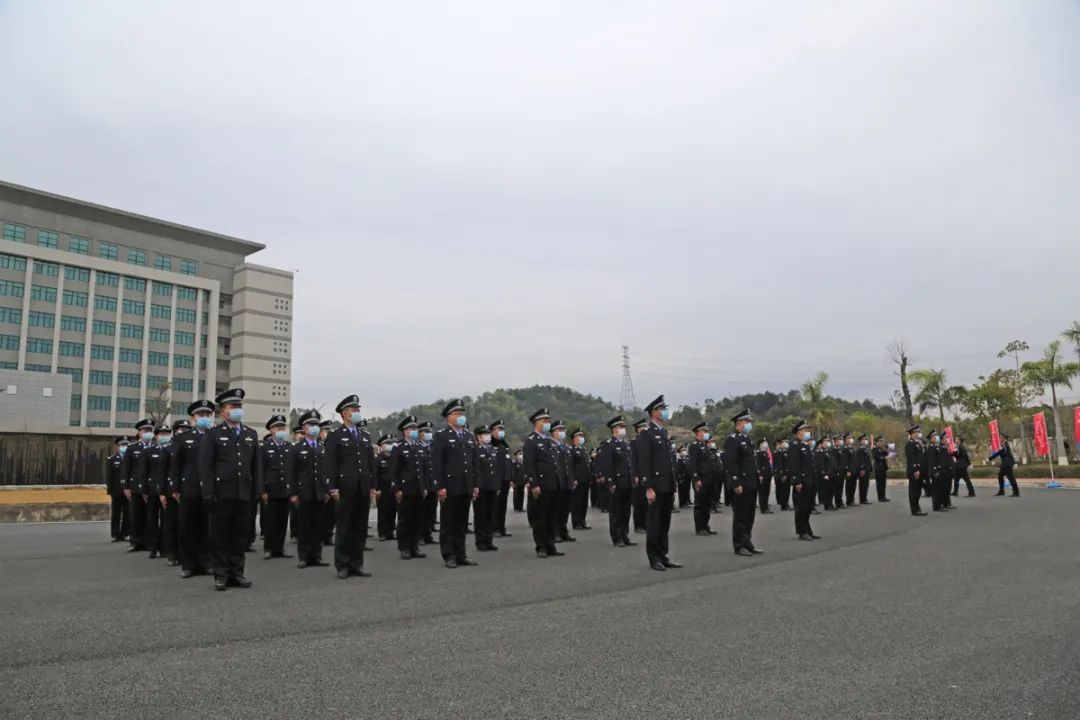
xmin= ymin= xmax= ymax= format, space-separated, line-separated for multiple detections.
xmin=619 ymin=345 xmax=637 ymax=411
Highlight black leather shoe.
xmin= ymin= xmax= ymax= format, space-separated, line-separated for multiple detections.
xmin=1010 ymin=493 xmax=1020 ymax=497
xmin=336 ymin=569 xmax=350 ymax=579
xmin=312 ymin=559 xmax=328 ymax=567
xmin=624 ymin=539 xmax=638 ymax=546
xmin=634 ymin=528 xmax=646 ymax=534
xmin=950 ymin=492 xmax=958 ymax=497
xmin=230 ymin=576 xmax=252 ymax=588
xmin=735 ymin=547 xmax=754 ymax=557
xmin=880 ymin=498 xmax=891 ymax=502
xmin=214 ymin=577 xmax=227 ymax=591
xmin=561 ymin=535 xmax=577 ymax=542
xmin=811 ymin=509 xmax=822 ymax=515
xmin=662 ymin=560 xmax=682 ymax=568
xmin=706 ymin=529 xmax=718 ymax=535
xmin=246 ymin=545 xmax=255 ymax=553
xmin=650 ymin=561 xmax=666 ymax=571
xmin=264 ymin=551 xmax=273 ymax=560
xmin=181 ymin=569 xmax=194 ymax=578
xmin=458 ymin=559 xmax=478 ymax=567
xmin=297 ymin=560 xmax=309 ymax=569
xmin=613 ymin=540 xmax=627 ymax=547
xmin=749 ymin=548 xmax=764 ymax=555
xmin=967 ymin=493 xmax=976 ymax=497
xmin=401 ymin=550 xmax=413 ymax=560
xmin=487 ymin=545 xmax=499 ymax=551
xmin=995 ymin=491 xmax=1005 ymax=496
xmin=350 ymin=568 xmax=371 ymax=577
xmin=798 ymin=534 xmax=814 ymax=541
xmin=912 ymin=511 xmax=927 ymax=516
xmin=548 ymin=549 xmax=565 ymax=557
xmin=810 ymin=533 xmax=822 ymax=540
xmin=761 ymin=508 xmax=774 ymax=514
xmin=536 ymin=550 xmax=548 ymax=558
xmin=148 ymin=551 xmax=159 ymax=559
xmin=695 ymin=530 xmax=712 ymax=537
xmin=580 ymin=524 xmax=591 ymax=530
xmin=445 ymin=559 xmax=458 ymax=568
xmin=279 ymin=553 xmax=293 ymax=559
xmin=411 ymin=550 xmax=426 ymax=558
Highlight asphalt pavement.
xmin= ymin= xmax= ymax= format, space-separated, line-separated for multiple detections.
xmin=2 ymin=489 xmax=1078 ymax=719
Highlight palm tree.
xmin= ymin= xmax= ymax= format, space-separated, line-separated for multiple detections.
xmin=1022 ymin=341 xmax=1080 ymax=465
xmin=798 ymin=372 xmax=837 ymax=434
xmin=1063 ymin=321 xmax=1080 ymax=365
xmin=910 ymin=368 xmax=951 ymax=428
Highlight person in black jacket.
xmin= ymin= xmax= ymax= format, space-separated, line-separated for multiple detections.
xmin=872 ymin=436 xmax=890 ymax=502
xmin=418 ymin=421 xmax=438 ymax=544
xmin=905 ymin=425 xmax=927 ymax=516
xmin=988 ymin=434 xmax=1020 ymax=496
xmin=789 ymin=420 xmax=819 ymax=540
xmin=374 ymin=434 xmax=397 ymax=542
xmin=850 ymin=434 xmax=874 ymax=505
xmin=389 ymin=415 xmax=429 ymax=560
xmin=596 ymin=416 xmax=635 ymax=547
xmin=288 ymin=410 xmax=328 ymax=568
xmin=431 ymin=399 xmax=480 ymax=568
xmin=549 ymin=420 xmax=575 ymax=543
xmin=829 ymin=434 xmax=846 ymax=510
xmin=675 ymin=445 xmax=691 ymax=508
xmin=631 ymin=418 xmax=649 ymax=532
xmin=105 ymin=437 xmax=129 ymax=542
xmin=523 ymin=408 xmax=562 ymax=557
xmin=755 ymin=438 xmax=774 ymax=514
xmin=569 ymin=429 xmax=593 ymax=530
xmin=687 ymin=422 xmax=716 ymax=536
xmin=170 ymin=400 xmax=214 ymax=578
xmin=841 ymin=434 xmax=859 ymax=508
xmin=123 ymin=419 xmax=156 ymax=552
xmin=511 ymin=449 xmax=525 ymax=513
xmin=473 ymin=425 xmax=500 ymax=552
xmin=144 ymin=424 xmax=171 ymax=560
xmin=925 ymin=429 xmax=950 ymax=512
xmin=155 ymin=423 xmax=182 ymax=566
xmin=773 ymin=438 xmax=791 ymax=511
xmin=323 ymin=395 xmax=376 ymax=579
xmin=490 ymin=420 xmax=514 ymax=537
xmin=952 ymin=436 xmax=975 ymax=497
xmin=637 ymin=395 xmax=682 ymax=571
xmin=317 ymin=419 xmax=336 ymax=547
xmin=199 ymin=388 xmax=263 ymax=590
xmin=724 ymin=409 xmax=761 ymax=557
xmin=259 ymin=415 xmax=294 ymax=559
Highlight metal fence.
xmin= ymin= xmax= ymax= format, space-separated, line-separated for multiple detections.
xmin=0 ymin=432 xmax=111 ymax=486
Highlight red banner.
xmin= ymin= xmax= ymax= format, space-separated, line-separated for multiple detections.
xmin=1033 ymin=411 xmax=1049 ymax=457
xmin=1074 ymin=407 xmax=1080 ymax=444
xmin=943 ymin=426 xmax=956 ymax=453
xmin=989 ymin=420 xmax=1001 ymax=453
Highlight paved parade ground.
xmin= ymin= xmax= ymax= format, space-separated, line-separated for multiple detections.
xmin=2 ymin=490 xmax=1079 ymax=720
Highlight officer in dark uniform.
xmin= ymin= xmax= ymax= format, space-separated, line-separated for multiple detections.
xmin=144 ymin=424 xmax=171 ymax=560
xmin=675 ymin=445 xmax=691 ymax=508
xmin=988 ymin=434 xmax=1020 ymax=496
xmin=788 ymin=421 xmax=819 ymax=540
xmin=523 ymin=408 xmax=563 ymax=558
xmin=375 ymin=434 xmax=397 ymax=541
xmin=105 ymin=437 xmax=129 ymax=542
xmin=170 ymin=400 xmax=214 ymax=578
xmin=851 ymin=434 xmax=874 ymax=505
xmin=511 ymin=449 xmax=525 ymax=513
xmin=323 ymin=395 xmax=375 ymax=579
xmin=287 ymin=410 xmax=328 ymax=568
xmin=687 ymin=422 xmax=717 ymax=536
xmin=389 ymin=415 xmax=428 ymax=560
xmin=755 ymin=438 xmax=774 ymax=514
xmin=638 ymin=395 xmax=682 ymax=571
xmin=924 ymin=429 xmax=950 ymax=511
xmin=259 ymin=415 xmax=294 ymax=559
xmin=841 ymin=433 xmax=859 ymax=508
xmin=490 ymin=420 xmax=513 ymax=537
xmin=814 ymin=434 xmax=834 ymax=514
xmin=317 ymin=419 xmax=336 ymax=547
xmin=548 ymin=420 xmax=575 ymax=543
xmin=773 ymin=437 xmax=791 ymax=511
xmin=710 ymin=435 xmax=726 ymax=512
xmin=199 ymin=388 xmax=263 ymax=590
xmin=829 ymin=434 xmax=847 ymax=509
xmin=872 ymin=436 xmax=890 ymax=502
xmin=472 ymin=425 xmax=500 ymax=552
xmin=123 ymin=419 xmax=155 ymax=552
xmin=431 ymin=399 xmax=479 ymax=568
xmin=630 ymin=418 xmax=649 ymax=533
xmin=905 ymin=425 xmax=927 ymax=516
xmin=418 ymin=420 xmax=438 ymax=544
xmin=953 ymin=436 xmax=975 ymax=497
xmin=570 ymin=429 xmax=592 ymax=530
xmin=595 ymin=415 xmax=635 ymax=547
xmin=156 ymin=422 xmax=182 ymax=566
xmin=724 ymin=409 xmax=762 ymax=557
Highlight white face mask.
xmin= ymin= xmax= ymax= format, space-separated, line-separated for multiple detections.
xmin=615 ymin=428 xmax=627 ymax=438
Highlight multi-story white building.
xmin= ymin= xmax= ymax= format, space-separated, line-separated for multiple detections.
xmin=0 ymin=181 xmax=293 ymax=432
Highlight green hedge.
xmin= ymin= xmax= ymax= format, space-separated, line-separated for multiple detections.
xmin=884 ymin=463 xmax=1080 ymax=480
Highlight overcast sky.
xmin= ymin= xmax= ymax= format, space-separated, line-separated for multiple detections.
xmin=2 ymin=1 xmax=1078 ymax=415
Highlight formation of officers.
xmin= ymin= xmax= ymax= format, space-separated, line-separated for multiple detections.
xmin=103 ymin=389 xmax=1014 ymax=590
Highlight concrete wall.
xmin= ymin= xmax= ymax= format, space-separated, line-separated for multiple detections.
xmin=0 ymin=369 xmax=73 ymax=428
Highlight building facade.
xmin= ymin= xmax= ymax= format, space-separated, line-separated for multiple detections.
xmin=0 ymin=181 xmax=292 ymax=431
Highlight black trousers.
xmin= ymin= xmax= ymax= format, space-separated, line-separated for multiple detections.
xmin=376 ymin=490 xmax=397 ymax=539
xmin=247 ymin=500 xmax=258 ymax=547
xmin=931 ymin=472 xmax=951 ymax=510
xmin=856 ymin=472 xmax=871 ymax=503
xmin=109 ymin=494 xmax=129 ymax=540
xmin=556 ymin=489 xmax=573 ymax=536
xmin=874 ymin=467 xmax=888 ymax=500
xmin=495 ymin=481 xmax=510 ymax=532
xmin=161 ymin=496 xmax=180 ymax=561
xmin=424 ymin=492 xmax=439 ymax=539
xmin=262 ymin=497 xmax=291 ymax=555
xmin=128 ymin=494 xmax=146 ymax=549
xmin=645 ymin=490 xmax=674 ymax=565
xmin=632 ymin=485 xmax=647 ymax=530
xmin=209 ymin=498 xmax=250 ymax=580
xmin=396 ymin=494 xmax=424 ymax=553
xmin=334 ymin=492 xmax=370 ymax=571
xmin=677 ymin=480 xmax=691 ymax=507
xmin=775 ymin=478 xmax=791 ymax=509
xmin=714 ymin=476 xmax=728 ymax=507
xmin=818 ymin=478 xmax=832 ymax=508
xmin=845 ymin=472 xmax=858 ymax=505
xmin=297 ymin=498 xmax=325 ymax=563
xmin=440 ymin=494 xmax=471 ymax=561
xmin=998 ymin=466 xmax=1019 ymax=494
xmin=179 ymin=496 xmax=210 ymax=572
xmin=531 ymin=488 xmax=559 ymax=552
xmin=145 ymin=496 xmax=162 ymax=553
xmin=908 ymin=474 xmax=923 ymax=514
xmin=289 ymin=504 xmax=298 ymax=538
xmin=571 ymin=481 xmax=590 ymax=527
xmin=794 ymin=483 xmax=815 ymax=536
xmin=831 ymin=475 xmax=846 ymax=508
xmin=732 ymin=489 xmax=757 ymax=550
xmin=526 ymin=487 xmax=536 ymax=527
xmin=473 ymin=489 xmax=497 ymax=548
xmin=608 ymin=486 xmax=631 ymax=543
xmin=322 ymin=497 xmax=337 ymax=545
xmin=694 ymin=482 xmax=713 ymax=532
xmin=512 ymin=482 xmax=525 ymax=512
xmin=954 ymin=467 xmax=974 ymax=495
xmin=758 ymin=476 xmax=773 ymax=511
xmin=595 ymin=481 xmax=610 ymax=512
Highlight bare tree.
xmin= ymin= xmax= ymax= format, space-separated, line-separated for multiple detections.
xmin=144 ymin=381 xmax=172 ymax=426
xmin=997 ymin=340 xmax=1031 ymax=460
xmin=887 ymin=339 xmax=914 ymax=426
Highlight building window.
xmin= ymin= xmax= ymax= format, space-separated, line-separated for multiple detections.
xmin=28 ymin=310 xmax=55 ymax=328
xmin=26 ymin=337 xmax=52 ymax=354
xmin=0 ymin=280 xmax=25 ymax=298
xmin=148 ymin=351 xmax=169 ymax=366
xmin=0 ymin=253 xmax=28 ymax=271
xmin=37 ymin=230 xmax=59 ymax=249
xmin=120 ymin=323 xmax=143 ymax=339
xmin=70 ymin=395 xmax=82 ymax=410
xmin=64 ymin=266 xmax=90 ymax=282
xmin=92 ymin=319 xmax=116 ymax=336
xmin=175 ymin=308 xmax=196 ymax=324
xmin=117 ymin=397 xmax=140 ymax=413
xmin=94 ymin=295 xmax=117 ymax=312
xmin=152 ymin=281 xmax=173 ymax=297
xmin=119 ymin=348 xmax=142 ymax=364
xmin=149 ymin=328 xmax=170 ymax=343
xmin=96 ymin=272 xmax=119 ymax=288
xmin=122 ymin=299 xmax=145 ymax=316
xmin=33 ymin=260 xmax=60 ymax=277
xmin=60 ymin=315 xmax=86 ymax=332
xmin=200 ymin=311 xmax=208 ymax=325
xmin=89 ymin=369 xmax=113 ymax=385
xmin=0 ymin=360 xmax=16 ymax=369
xmin=0 ymin=306 xmax=20 ymax=325
xmin=150 ymin=304 xmax=171 ymax=320
xmin=124 ymin=277 xmax=146 ymax=292
xmin=127 ymin=249 xmax=146 ymax=266
xmin=58 ymin=341 xmax=84 ymax=357
xmin=31 ymin=285 xmax=57 ymax=302
xmin=146 ymin=375 xmax=167 ymax=388
xmin=173 ymin=354 xmax=194 ymax=369
xmin=98 ymin=242 xmax=119 ymax=261
xmin=90 ymin=344 xmax=114 ymax=361
xmin=3 ymin=223 xmax=27 ymax=242
xmin=25 ymin=363 xmax=50 ymax=372
xmin=63 ymin=290 xmax=88 ymax=307
xmin=179 ymin=259 xmax=197 ymax=276
xmin=88 ymin=395 xmax=112 ymax=411
xmin=69 ymin=237 xmax=90 ymax=255
xmin=58 ymin=366 xmax=83 ymax=383
xmin=201 ymin=335 xmax=207 ymax=348
xmin=153 ymin=255 xmax=172 ymax=271
xmin=173 ymin=378 xmax=193 ymax=392
xmin=86 ymin=420 xmax=110 ymax=427
xmin=0 ymin=334 xmax=20 ymax=351
xmin=117 ymin=372 xmax=140 ymax=388
xmin=177 ymin=287 xmax=196 ymax=301
xmin=174 ymin=331 xmax=194 ymax=346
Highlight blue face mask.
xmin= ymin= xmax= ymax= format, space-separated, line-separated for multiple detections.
xmin=802 ymin=431 xmax=812 ymax=442
xmin=118 ymin=445 xmax=127 ymax=455
xmin=455 ymin=415 xmax=467 ymax=427
xmin=407 ymin=429 xmax=419 ymax=440
xmin=743 ymin=422 xmax=753 ymax=433
xmin=496 ymin=430 xmax=505 ymax=440
xmin=157 ymin=434 xmax=172 ymax=446
xmin=350 ymin=411 xmax=363 ymax=425
xmin=195 ymin=416 xmax=213 ymax=430
xmin=541 ymin=422 xmax=551 ymax=433
xmin=422 ymin=432 xmax=433 ymax=442
xmin=306 ymin=424 xmax=320 ymax=437
xmin=274 ymin=430 xmax=288 ymax=442
xmin=556 ymin=430 xmax=566 ymax=441
xmin=575 ymin=436 xmax=585 ymax=446
xmin=228 ymin=408 xmax=245 ymax=423
xmin=660 ymin=409 xmax=671 ymax=421
xmin=141 ymin=432 xmax=154 ymax=443
xmin=702 ymin=432 xmax=710 ymax=441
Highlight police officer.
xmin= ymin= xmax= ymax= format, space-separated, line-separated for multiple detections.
xmin=375 ymin=434 xmax=397 ymax=542
xmin=988 ymin=433 xmax=1020 ymax=496
xmin=925 ymin=430 xmax=950 ymax=511
xmin=523 ymin=408 xmax=563 ymax=558
xmin=687 ymin=422 xmax=716 ymax=536
xmin=317 ymin=418 xmax=336 ymax=547
xmin=675 ymin=445 xmax=691 ymax=509
xmin=490 ymin=420 xmax=513 ymax=537
xmin=473 ymin=425 xmax=500 ymax=552
xmin=953 ymin=436 xmax=975 ymax=497
xmin=788 ymin=421 xmax=819 ymax=540
xmin=596 ymin=416 xmax=635 ymax=547
xmin=170 ymin=400 xmax=214 ymax=578
xmin=511 ymin=449 xmax=525 ymax=513
xmin=710 ymin=434 xmax=726 ymax=512
xmin=389 ymin=415 xmax=428 ymax=560
xmin=755 ymin=438 xmax=774 ymax=514
xmin=323 ymin=395 xmax=375 ymax=579
xmin=259 ymin=415 xmax=294 ymax=559
xmin=431 ymin=399 xmax=479 ymax=568
xmin=199 ymin=388 xmax=263 ymax=590
xmin=123 ymin=419 xmax=155 ymax=553
xmin=841 ymin=433 xmax=859 ymax=508
xmin=725 ymin=409 xmax=762 ymax=557
xmin=105 ymin=437 xmax=129 ymax=542
xmin=872 ymin=436 xmax=890 ymax=502
xmin=155 ymin=422 xmax=182 ymax=566
xmin=851 ymin=434 xmax=873 ymax=505
xmin=905 ymin=425 xmax=927 ymax=516
xmin=630 ymin=418 xmax=649 ymax=533
xmin=418 ymin=420 xmax=438 ymax=544
xmin=815 ymin=434 xmax=834 ymax=516
xmin=637 ymin=395 xmax=682 ymax=571
xmin=549 ymin=420 xmax=575 ymax=543
xmin=773 ymin=437 xmax=792 ymax=511
xmin=829 ymin=434 xmax=846 ymax=510
xmin=144 ymin=424 xmax=170 ymax=560
xmin=287 ymin=411 xmax=327 ymax=568
xmin=570 ymin=429 xmax=592 ymax=531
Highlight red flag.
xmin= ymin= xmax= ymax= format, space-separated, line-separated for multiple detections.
xmin=989 ymin=420 xmax=1001 ymax=453
xmin=943 ymin=426 xmax=956 ymax=453
xmin=1033 ymin=411 xmax=1050 ymax=457
xmin=1074 ymin=407 xmax=1080 ymax=444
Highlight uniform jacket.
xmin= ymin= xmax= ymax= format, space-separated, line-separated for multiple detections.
xmin=552 ymin=442 xmax=572 ymax=490
xmin=322 ymin=425 xmax=375 ymax=496
xmin=723 ymin=431 xmax=758 ymax=492
xmin=839 ymin=445 xmax=854 ymax=477
xmin=905 ymin=439 xmax=925 ymax=478
xmin=989 ymin=441 xmax=1015 ymax=468
xmin=522 ymin=431 xmax=559 ymax=492
xmin=124 ymin=442 xmax=154 ymax=495
xmin=773 ymin=448 xmax=789 ymax=481
xmin=872 ymin=446 xmax=889 ymax=472
xmin=813 ymin=448 xmax=832 ymax=483
xmin=430 ymin=426 xmax=477 ymax=495
xmin=636 ymin=422 xmax=675 ymax=493
xmin=787 ymin=440 xmax=815 ymax=490
xmin=491 ymin=439 xmax=513 ymax=489
xmin=198 ymin=422 xmax=263 ymax=502
xmin=570 ymin=445 xmax=592 ymax=486
xmin=851 ymin=446 xmax=873 ymax=477
xmin=755 ymin=449 xmax=773 ymax=480
xmin=595 ymin=437 xmax=633 ymax=490
xmin=375 ymin=451 xmax=394 ymax=492
xmin=105 ymin=453 xmax=125 ymax=496
xmin=168 ymin=431 xmax=205 ymax=498
xmin=261 ymin=438 xmax=292 ymax=498
xmin=475 ymin=443 xmax=501 ymax=492
xmin=287 ymin=438 xmax=326 ymax=502
xmin=390 ymin=440 xmax=429 ymax=496
xmin=148 ymin=444 xmax=171 ymax=496
xmin=687 ymin=440 xmax=713 ymax=483
xmin=956 ymin=443 xmax=971 ymax=469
